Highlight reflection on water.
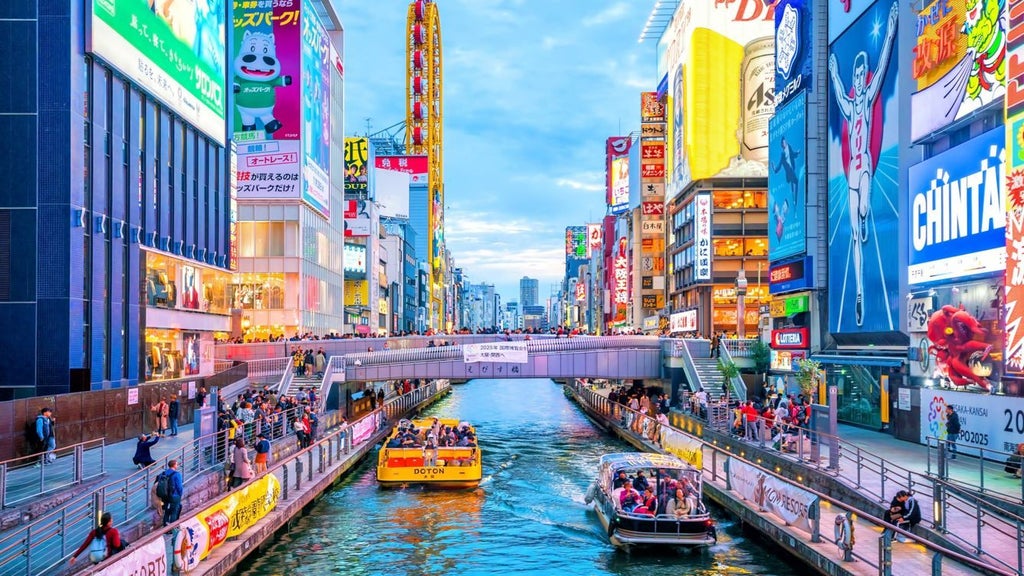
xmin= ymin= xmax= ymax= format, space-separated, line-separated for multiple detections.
xmin=239 ymin=379 xmax=800 ymax=576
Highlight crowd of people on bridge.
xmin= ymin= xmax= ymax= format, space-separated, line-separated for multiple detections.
xmin=216 ymin=326 xmax=671 ymax=345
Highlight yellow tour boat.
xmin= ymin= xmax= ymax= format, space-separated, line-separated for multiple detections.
xmin=376 ymin=417 xmax=482 ymax=489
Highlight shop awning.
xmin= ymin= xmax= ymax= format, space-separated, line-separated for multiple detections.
xmin=810 ymin=355 xmax=904 ymax=367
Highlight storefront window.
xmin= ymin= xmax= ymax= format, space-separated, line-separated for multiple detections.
xmin=146 ymin=251 xmax=231 ymax=314
xmin=230 ymin=273 xmax=286 ymax=309
xmin=145 ymin=329 xmax=206 ymax=381
xmin=830 ymin=364 xmax=883 ymax=429
xmin=712 ymin=190 xmax=767 ymax=210
xmin=146 ymin=253 xmax=179 ymax=309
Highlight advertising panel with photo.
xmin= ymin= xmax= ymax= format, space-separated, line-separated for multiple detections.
xmin=768 ymin=91 xmax=807 ymax=262
xmin=826 ymin=0 xmax=900 ymax=333
xmin=908 ymin=127 xmax=1006 ymax=286
xmin=907 ymin=280 xmax=1005 ymax=393
xmin=774 ymin=0 xmax=814 ymax=106
xmin=910 ymin=0 xmax=1006 ymax=141
xmin=375 ymin=155 xmax=428 ymax=186
xmin=345 ymin=137 xmax=370 ymax=192
xmin=663 ymin=0 xmax=776 ymax=196
xmin=88 ymin=0 xmax=227 ymax=144
xmin=232 ymin=0 xmax=301 ymax=142
xmin=344 ymin=200 xmax=371 ymax=237
xmin=1005 ymin=5 xmax=1024 ymax=375
xmin=606 ymin=137 xmax=632 ymax=212
xmin=300 ymin=0 xmax=330 ymax=219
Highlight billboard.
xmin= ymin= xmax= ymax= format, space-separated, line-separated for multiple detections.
xmin=232 ymin=1 xmax=301 ymax=142
xmin=565 ymin=226 xmax=588 ymax=258
xmin=88 ymin=0 xmax=227 ymax=144
xmin=301 ymin=0 xmax=330 ymax=219
xmin=768 ymin=91 xmax=807 ymax=261
xmin=919 ymin=389 xmax=1024 ymax=455
xmin=670 ymin=309 xmax=698 ymax=333
xmin=587 ymin=224 xmax=603 ymax=254
xmin=774 ymin=0 xmax=814 ymax=106
xmin=609 ymin=157 xmax=630 ymax=213
xmin=344 ymin=200 xmax=371 ymax=237
xmin=345 ymin=138 xmax=370 ymax=192
xmin=641 ymin=92 xmax=666 ymax=122
xmin=375 ymin=170 xmax=411 ymax=219
xmin=829 ymin=0 xmax=876 ymax=42
xmin=663 ymin=0 xmax=776 ymax=196
xmin=235 ymin=141 xmax=301 ymax=200
xmin=908 ymin=127 xmax=1006 ymax=285
xmin=1005 ymin=0 xmax=1024 ymax=374
xmin=826 ymin=0 xmax=900 ymax=333
xmin=375 ymin=155 xmax=429 ymax=186
xmin=694 ymin=192 xmax=713 ymax=281
xmin=910 ymin=0 xmax=1006 ymax=141
xmin=343 ymin=245 xmax=367 ymax=275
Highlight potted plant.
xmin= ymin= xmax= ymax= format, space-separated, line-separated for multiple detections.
xmin=795 ymin=358 xmax=823 ymax=403
xmin=717 ymin=358 xmax=739 ymax=397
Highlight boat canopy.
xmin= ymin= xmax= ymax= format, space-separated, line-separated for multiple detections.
xmin=598 ymin=453 xmax=691 ymax=473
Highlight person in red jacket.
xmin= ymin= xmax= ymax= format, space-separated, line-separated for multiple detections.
xmin=69 ymin=512 xmax=123 ymax=565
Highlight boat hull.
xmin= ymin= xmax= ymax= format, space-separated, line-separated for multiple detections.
xmin=377 ymin=418 xmax=482 ymax=490
xmin=594 ymin=503 xmax=716 ymax=548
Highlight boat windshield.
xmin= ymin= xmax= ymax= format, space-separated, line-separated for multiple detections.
xmin=607 ymin=465 xmax=701 ymax=497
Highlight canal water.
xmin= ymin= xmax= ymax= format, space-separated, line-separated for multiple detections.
xmin=239 ymin=378 xmax=801 ymax=576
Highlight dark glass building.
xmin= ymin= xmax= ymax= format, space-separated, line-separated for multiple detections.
xmin=0 ymin=1 xmax=233 ymax=398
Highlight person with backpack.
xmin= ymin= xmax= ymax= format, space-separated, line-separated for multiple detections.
xmin=69 ymin=512 xmax=124 ymax=565
xmin=156 ymin=459 xmax=184 ymax=527
xmin=34 ymin=407 xmax=56 ymax=464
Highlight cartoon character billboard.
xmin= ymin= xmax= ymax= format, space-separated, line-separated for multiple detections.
xmin=774 ymin=0 xmax=814 ymax=106
xmin=910 ymin=0 xmax=1006 ymax=141
xmin=232 ymin=1 xmax=300 ymax=141
xmin=88 ymin=0 xmax=227 ymax=144
xmin=1004 ymin=1 xmax=1024 ymax=375
xmin=300 ymin=0 xmax=330 ymax=219
xmin=768 ymin=91 xmax=807 ymax=261
xmin=661 ymin=0 xmax=776 ymax=196
xmin=826 ymin=0 xmax=900 ymax=333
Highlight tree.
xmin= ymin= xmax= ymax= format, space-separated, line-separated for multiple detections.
xmin=795 ymin=358 xmax=823 ymax=402
xmin=717 ymin=358 xmax=739 ymax=396
xmin=748 ymin=340 xmax=771 ymax=375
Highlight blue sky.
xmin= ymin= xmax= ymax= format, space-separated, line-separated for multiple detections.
xmin=341 ymin=1 xmax=656 ymax=302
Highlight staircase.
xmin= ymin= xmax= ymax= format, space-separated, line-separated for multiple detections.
xmin=284 ymin=374 xmax=322 ymax=397
xmin=690 ymin=357 xmax=729 ymax=401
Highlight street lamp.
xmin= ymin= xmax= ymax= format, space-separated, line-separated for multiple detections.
xmin=735 ymin=268 xmax=748 ymax=339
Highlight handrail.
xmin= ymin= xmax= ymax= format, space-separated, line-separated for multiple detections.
xmin=0 ymin=403 xmax=315 ymax=576
xmin=718 ymin=341 xmax=748 ymax=402
xmin=675 ymin=340 xmax=702 ymax=396
xmin=73 ymin=380 xmax=450 ymax=576
xmin=925 ymin=435 xmax=1024 ymax=506
xmin=678 ymin=400 xmax=1024 ymax=574
xmin=0 ymin=438 xmax=107 ymax=509
xmin=568 ymin=381 xmax=1017 ymax=576
xmin=721 ymin=338 xmax=759 ymax=358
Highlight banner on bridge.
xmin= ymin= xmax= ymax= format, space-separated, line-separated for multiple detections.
xmin=463 ymin=342 xmax=528 ymax=364
xmin=661 ymin=427 xmax=703 ymax=469
xmin=727 ymin=457 xmax=817 ymax=532
xmin=101 ymin=538 xmax=167 ymax=576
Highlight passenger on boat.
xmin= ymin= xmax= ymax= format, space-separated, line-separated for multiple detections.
xmin=457 ymin=432 xmax=476 ymax=447
xmin=633 ymin=487 xmax=658 ymax=516
xmin=424 ymin=432 xmax=438 ymax=466
xmin=618 ymin=480 xmax=642 ymax=513
xmin=612 ymin=471 xmax=630 ymax=490
xmin=633 ymin=470 xmax=651 ymax=492
xmin=666 ymin=487 xmax=693 ymax=518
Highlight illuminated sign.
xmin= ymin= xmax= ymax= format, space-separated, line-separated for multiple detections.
xmin=1007 ymin=0 xmax=1024 ymax=373
xmin=614 ymin=240 xmax=630 ymax=306
xmin=587 ymin=224 xmax=603 ymax=253
xmin=641 ymin=123 xmax=666 ymax=139
xmin=770 ymin=292 xmax=810 ymax=317
xmin=345 ymin=138 xmax=370 ymax=192
xmin=343 ymin=243 xmax=367 ymax=274
xmin=768 ymin=91 xmax=807 ymax=261
xmin=641 ymin=220 xmax=666 ymax=235
xmin=771 ymin=349 xmax=806 ymax=370
xmin=641 ymin=92 xmax=666 ymax=122
xmin=375 ymin=155 xmax=428 ymax=185
xmin=774 ymin=0 xmax=813 ymax=106
xmin=771 ymin=327 xmax=809 ymax=349
xmin=575 ymin=282 xmax=586 ymax=302
xmin=694 ymin=192 xmax=713 ymax=281
xmin=609 ymin=157 xmax=630 ymax=213
xmin=565 ymin=226 xmax=588 ymax=258
xmin=344 ymin=200 xmax=371 ymax=237
xmin=642 ymin=143 xmax=665 ymax=160
xmin=908 ymin=127 xmax=1006 ymax=285
xmin=769 ymin=257 xmax=813 ymax=294
xmin=670 ymin=309 xmax=699 ymax=332
xmin=642 ymin=202 xmax=665 ymax=216
xmin=661 ymin=0 xmax=776 ymax=195
xmin=642 ymin=182 xmax=666 ymax=197
xmin=910 ymin=0 xmax=1006 ymax=140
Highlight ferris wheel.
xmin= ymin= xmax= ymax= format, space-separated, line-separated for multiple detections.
xmin=406 ymin=0 xmax=445 ymax=325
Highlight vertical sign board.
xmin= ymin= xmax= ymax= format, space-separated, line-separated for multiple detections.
xmin=694 ymin=192 xmax=713 ymax=281
xmin=1006 ymin=0 xmax=1024 ymax=373
xmin=774 ymin=0 xmax=814 ymax=107
xmin=300 ymin=0 xmax=331 ymax=219
xmin=768 ymin=91 xmax=807 ymax=262
xmin=826 ymin=0 xmax=901 ymax=334
xmin=606 ymin=137 xmax=632 ymax=214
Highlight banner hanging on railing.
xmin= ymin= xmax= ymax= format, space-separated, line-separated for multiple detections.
xmin=661 ymin=427 xmax=704 ymax=469
xmin=101 ymin=538 xmax=167 ymax=576
xmin=462 ymin=342 xmax=529 ymax=364
xmin=352 ymin=411 xmax=380 ymax=444
xmin=727 ymin=457 xmax=816 ymax=532
xmin=185 ymin=473 xmax=282 ymax=563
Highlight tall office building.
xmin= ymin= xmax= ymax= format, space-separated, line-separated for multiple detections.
xmin=519 ymin=276 xmax=539 ymax=309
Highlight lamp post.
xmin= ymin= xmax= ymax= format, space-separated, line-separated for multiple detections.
xmin=736 ymin=268 xmax=748 ymax=339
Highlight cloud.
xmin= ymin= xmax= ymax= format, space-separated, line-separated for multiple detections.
xmin=583 ymin=2 xmax=631 ymax=27
xmin=555 ymin=176 xmax=604 ymax=192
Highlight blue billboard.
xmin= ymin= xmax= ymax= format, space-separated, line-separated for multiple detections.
xmin=908 ymin=127 xmax=1006 ymax=286
xmin=774 ymin=0 xmax=813 ymax=106
xmin=769 ymin=91 xmax=807 ymax=262
xmin=827 ymin=0 xmax=900 ymax=333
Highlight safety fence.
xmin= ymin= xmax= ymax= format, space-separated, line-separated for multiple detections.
xmin=570 ymin=381 xmax=1017 ymax=576
xmin=73 ymin=381 xmax=449 ymax=576
xmin=0 ymin=438 xmax=106 ymax=509
xmin=925 ymin=436 xmax=1024 ymax=505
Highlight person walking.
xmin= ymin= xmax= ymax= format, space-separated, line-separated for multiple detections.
xmin=68 ymin=512 xmax=124 ymax=565
xmin=945 ymin=405 xmax=961 ymax=460
xmin=158 ymin=459 xmax=184 ymax=526
xmin=253 ymin=433 xmax=271 ymax=474
xmin=168 ymin=395 xmax=180 ymax=436
xmin=35 ymin=407 xmax=56 ymax=464
xmin=132 ymin=433 xmax=160 ymax=469
xmin=229 ymin=438 xmax=254 ymax=488
xmin=151 ymin=397 xmax=170 ymax=437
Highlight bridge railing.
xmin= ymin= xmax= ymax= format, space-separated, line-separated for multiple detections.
xmin=567 ymin=380 xmax=1019 ymax=576
xmin=718 ymin=342 xmax=747 ymax=402
xmin=721 ymin=338 xmax=760 ymax=358
xmin=0 ymin=438 xmax=107 ymax=509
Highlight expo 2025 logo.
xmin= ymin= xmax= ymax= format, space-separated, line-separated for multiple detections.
xmin=927 ymin=395 xmax=949 ymax=439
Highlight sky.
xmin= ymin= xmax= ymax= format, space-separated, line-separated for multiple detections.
xmin=340 ymin=0 xmax=656 ymax=303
